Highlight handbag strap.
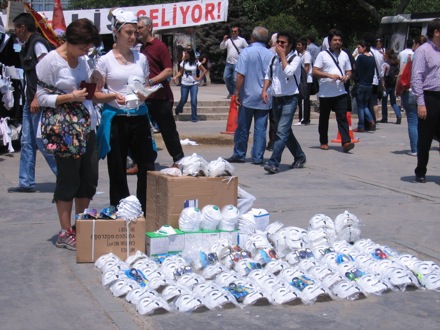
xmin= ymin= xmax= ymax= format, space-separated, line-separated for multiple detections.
xmin=230 ymin=38 xmax=241 ymax=55
xmin=326 ymin=50 xmax=344 ymax=76
xmin=37 ymin=80 xmax=66 ymax=95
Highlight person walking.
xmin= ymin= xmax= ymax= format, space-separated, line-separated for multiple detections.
xmin=95 ymin=9 xmax=156 ymax=213
xmin=312 ymin=29 xmax=354 ymax=153
xmin=219 ymin=26 xmax=248 ymax=98
xmin=226 ymin=26 xmax=273 ymax=164
xmin=411 ymin=19 xmax=440 ymax=183
xmin=294 ymin=37 xmax=312 ymax=126
xmin=137 ymin=16 xmax=185 ymax=168
xmin=172 ymin=48 xmax=207 ymax=122
xmin=381 ymin=49 xmax=402 ymax=124
xmin=36 ymin=18 xmax=101 ymax=250
xmin=262 ymin=31 xmax=307 ymax=174
xmin=7 ymin=13 xmax=57 ymax=193
xmin=353 ymin=41 xmax=376 ymax=133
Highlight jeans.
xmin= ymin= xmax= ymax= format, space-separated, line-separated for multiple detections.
xmin=175 ymin=83 xmax=199 ymax=122
xmin=231 ymin=106 xmax=268 ymax=163
xmin=19 ymin=102 xmax=57 ymax=188
xmin=269 ymin=95 xmax=305 ymax=168
xmin=223 ymin=63 xmax=237 ymax=96
xmin=381 ymin=86 xmax=402 ymax=120
xmin=319 ymin=94 xmax=351 ymax=145
xmin=147 ymin=99 xmax=184 ymax=162
xmin=401 ymin=91 xmax=418 ymax=154
xmin=356 ymin=85 xmax=374 ymax=129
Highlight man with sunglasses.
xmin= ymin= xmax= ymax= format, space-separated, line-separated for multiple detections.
xmin=261 ymin=31 xmax=307 ymax=174
xmin=220 ymin=26 xmax=248 ymax=98
xmin=312 ymin=29 xmax=354 ymax=153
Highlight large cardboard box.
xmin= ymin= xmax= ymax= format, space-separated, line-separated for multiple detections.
xmin=76 ymin=217 xmax=146 ymax=263
xmin=146 ymin=172 xmax=238 ymax=232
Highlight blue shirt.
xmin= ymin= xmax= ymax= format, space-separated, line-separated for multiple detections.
xmin=235 ymin=42 xmax=273 ymax=109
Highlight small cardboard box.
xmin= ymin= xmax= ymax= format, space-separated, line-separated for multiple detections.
xmin=146 ymin=230 xmax=185 ymax=256
xmin=146 ymin=172 xmax=238 ymax=232
xmin=76 ymin=217 xmax=146 ymax=263
xmin=184 ymin=230 xmax=220 ymax=250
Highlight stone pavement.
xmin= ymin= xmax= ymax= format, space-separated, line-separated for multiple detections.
xmin=1 ymin=84 xmax=440 ymax=329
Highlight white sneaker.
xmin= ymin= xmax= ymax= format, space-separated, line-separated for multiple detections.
xmin=293 ymin=121 xmax=302 ymax=126
xmin=407 ymin=152 xmax=417 ymax=156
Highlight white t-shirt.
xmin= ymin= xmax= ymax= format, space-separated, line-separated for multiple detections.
xmin=180 ymin=60 xmax=201 ymax=86
xmin=95 ymin=50 xmax=149 ymax=109
xmin=219 ymin=36 xmax=248 ymax=64
xmin=370 ymin=48 xmax=384 ymax=85
xmin=300 ymin=50 xmax=313 ymax=83
xmin=314 ymin=50 xmax=352 ymax=98
xmin=36 ymin=50 xmax=99 ymax=127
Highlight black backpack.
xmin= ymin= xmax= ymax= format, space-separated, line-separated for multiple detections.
xmin=384 ymin=64 xmax=399 ymax=87
xmin=269 ymin=54 xmax=309 ymax=99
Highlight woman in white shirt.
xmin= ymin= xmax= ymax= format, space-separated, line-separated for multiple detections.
xmin=36 ymin=18 xmax=101 ymax=251
xmin=94 ymin=9 xmax=156 ymax=214
xmin=173 ymin=48 xmax=207 ymax=122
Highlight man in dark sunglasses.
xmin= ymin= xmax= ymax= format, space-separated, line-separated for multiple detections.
xmin=220 ymin=26 xmax=248 ymax=98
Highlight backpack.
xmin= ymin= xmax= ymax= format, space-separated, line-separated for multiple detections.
xmin=384 ymin=63 xmax=399 ymax=87
xmin=270 ymin=54 xmax=309 ymax=99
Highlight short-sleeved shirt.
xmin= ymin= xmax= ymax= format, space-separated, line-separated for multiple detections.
xmin=300 ymin=50 xmax=313 ymax=83
xmin=235 ymin=42 xmax=273 ymax=109
xmin=142 ymin=38 xmax=173 ymax=101
xmin=314 ymin=50 xmax=352 ymax=98
xmin=220 ymin=36 xmax=248 ymax=64
xmin=179 ymin=60 xmax=202 ymax=85
xmin=95 ymin=50 xmax=149 ymax=110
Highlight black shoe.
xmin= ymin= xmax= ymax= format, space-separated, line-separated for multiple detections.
xmin=266 ymin=142 xmax=274 ymax=151
xmin=301 ymin=121 xmax=310 ymax=126
xmin=8 ymin=186 xmax=37 ymax=193
xmin=415 ymin=176 xmax=426 ymax=183
xmin=226 ymin=157 xmax=245 ymax=163
xmin=290 ymin=157 xmax=306 ymax=169
xmin=396 ymin=117 xmax=402 ymax=125
xmin=264 ymin=164 xmax=279 ymax=174
xmin=380 ymin=119 xmax=388 ymax=123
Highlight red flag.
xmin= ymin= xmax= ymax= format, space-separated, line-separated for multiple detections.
xmin=23 ymin=2 xmax=64 ymax=47
xmin=52 ymin=0 xmax=66 ymax=35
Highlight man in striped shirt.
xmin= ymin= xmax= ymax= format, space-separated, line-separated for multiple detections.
xmin=411 ymin=18 xmax=440 ymax=183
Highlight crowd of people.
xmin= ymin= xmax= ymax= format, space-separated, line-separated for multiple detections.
xmin=4 ymin=10 xmax=440 ymax=251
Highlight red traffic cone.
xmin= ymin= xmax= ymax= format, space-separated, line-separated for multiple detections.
xmin=221 ymin=95 xmax=238 ymax=134
xmin=331 ymin=112 xmax=360 ymax=143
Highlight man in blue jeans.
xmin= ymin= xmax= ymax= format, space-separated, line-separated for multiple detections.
xmin=8 ymin=13 xmax=57 ymax=193
xmin=226 ymin=26 xmax=272 ymax=165
xmin=262 ymin=32 xmax=306 ymax=174
xmin=220 ymin=26 xmax=248 ymax=98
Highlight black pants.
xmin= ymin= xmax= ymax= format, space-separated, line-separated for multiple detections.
xmin=297 ymin=83 xmax=312 ymax=124
xmin=318 ymin=94 xmax=351 ymax=145
xmin=107 ymin=116 xmax=155 ymax=214
xmin=146 ymin=99 xmax=184 ymax=163
xmin=415 ymin=91 xmax=440 ymax=178
xmin=267 ymin=108 xmax=277 ymax=145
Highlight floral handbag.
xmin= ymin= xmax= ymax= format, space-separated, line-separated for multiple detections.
xmin=38 ymin=81 xmax=91 ymax=158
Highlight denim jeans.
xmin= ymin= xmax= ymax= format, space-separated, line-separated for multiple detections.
xmin=231 ymin=105 xmax=268 ymax=163
xmin=356 ymin=85 xmax=374 ymax=130
xmin=223 ymin=63 xmax=237 ymax=96
xmin=175 ymin=83 xmax=199 ymax=122
xmin=269 ymin=95 xmax=305 ymax=167
xmin=401 ymin=91 xmax=418 ymax=153
xmin=382 ymin=86 xmax=402 ymax=120
xmin=19 ymin=102 xmax=57 ymax=188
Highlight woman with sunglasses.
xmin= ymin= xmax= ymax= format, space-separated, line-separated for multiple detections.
xmin=95 ymin=8 xmax=156 ymax=214
xmin=36 ymin=18 xmax=101 ymax=251
xmin=172 ymin=48 xmax=207 ymax=122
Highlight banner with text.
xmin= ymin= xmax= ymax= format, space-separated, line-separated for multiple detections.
xmin=1 ymin=0 xmax=229 ymax=34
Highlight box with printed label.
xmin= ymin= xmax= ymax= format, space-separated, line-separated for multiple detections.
xmin=146 ymin=230 xmax=185 ymax=256
xmin=219 ymin=230 xmax=238 ymax=245
xmin=146 ymin=171 xmax=238 ymax=232
xmin=76 ymin=217 xmax=145 ymax=263
xmin=183 ymin=230 xmax=221 ymax=250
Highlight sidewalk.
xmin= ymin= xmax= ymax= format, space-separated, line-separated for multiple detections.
xmin=1 ymin=89 xmax=440 ymax=329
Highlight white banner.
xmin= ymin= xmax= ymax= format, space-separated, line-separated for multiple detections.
xmin=0 ymin=0 xmax=229 ymax=34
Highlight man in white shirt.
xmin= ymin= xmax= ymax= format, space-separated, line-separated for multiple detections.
xmin=294 ymin=38 xmax=312 ymax=126
xmin=220 ymin=26 xmax=248 ymax=98
xmin=398 ymin=39 xmax=414 ymax=68
xmin=262 ymin=31 xmax=307 ymax=174
xmin=313 ymin=29 xmax=354 ymax=153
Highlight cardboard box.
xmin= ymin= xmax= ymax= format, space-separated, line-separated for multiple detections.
xmin=146 ymin=172 xmax=238 ymax=232
xmin=76 ymin=217 xmax=146 ymax=263
xmin=184 ymin=230 xmax=220 ymax=250
xmin=219 ymin=230 xmax=239 ymax=245
xmin=146 ymin=230 xmax=185 ymax=256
